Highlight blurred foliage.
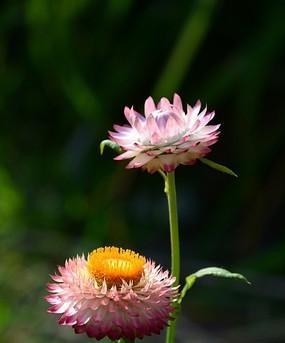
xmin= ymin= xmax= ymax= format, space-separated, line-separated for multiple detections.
xmin=0 ymin=0 xmax=285 ymax=342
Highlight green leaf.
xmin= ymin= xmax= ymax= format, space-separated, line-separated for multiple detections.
xmin=178 ymin=267 xmax=250 ymax=304
xmin=194 ymin=267 xmax=250 ymax=284
xmin=100 ymin=140 xmax=122 ymax=155
xmin=199 ymin=157 xmax=238 ymax=177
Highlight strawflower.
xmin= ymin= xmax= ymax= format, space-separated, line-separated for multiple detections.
xmin=46 ymin=247 xmax=178 ymax=341
xmin=109 ymin=94 xmax=220 ymax=173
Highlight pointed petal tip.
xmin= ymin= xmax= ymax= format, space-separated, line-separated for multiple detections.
xmin=195 ymin=99 xmax=201 ymax=107
xmin=124 ymin=106 xmax=131 ymax=115
xmin=144 ymin=96 xmax=156 ymax=115
xmin=173 ymin=93 xmax=183 ymax=111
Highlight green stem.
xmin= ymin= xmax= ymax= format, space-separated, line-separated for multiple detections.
xmin=164 ymin=171 xmax=180 ymax=343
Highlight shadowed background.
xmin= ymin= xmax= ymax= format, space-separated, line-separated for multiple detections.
xmin=0 ymin=1 xmax=285 ymax=342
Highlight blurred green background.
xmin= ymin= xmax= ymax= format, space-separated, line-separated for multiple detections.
xmin=1 ymin=0 xmax=285 ymax=342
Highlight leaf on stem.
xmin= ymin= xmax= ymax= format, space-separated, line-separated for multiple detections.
xmin=178 ymin=267 xmax=250 ymax=304
xmin=100 ymin=139 xmax=122 ymax=155
xmin=194 ymin=267 xmax=250 ymax=283
xmin=199 ymin=157 xmax=238 ymax=177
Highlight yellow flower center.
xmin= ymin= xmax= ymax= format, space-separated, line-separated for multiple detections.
xmin=87 ymin=246 xmax=146 ymax=286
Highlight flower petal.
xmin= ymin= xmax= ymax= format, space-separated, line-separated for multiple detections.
xmin=124 ymin=106 xmax=144 ymax=127
xmin=144 ymin=96 xmax=156 ymax=116
xmin=113 ymin=124 xmax=133 ymax=133
xmin=146 ymin=114 xmax=162 ymax=144
xmin=158 ymin=154 xmax=177 ymax=172
xmin=109 ymin=95 xmax=220 ymax=173
xmin=46 ymin=252 xmax=177 ymax=340
xmin=126 ymin=154 xmax=154 ymax=169
xmin=114 ymin=150 xmax=139 ymax=160
xmin=157 ymin=97 xmax=171 ymax=110
xmin=173 ymin=93 xmax=183 ymax=111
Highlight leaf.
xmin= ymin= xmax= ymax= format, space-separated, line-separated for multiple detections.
xmin=194 ymin=267 xmax=250 ymax=284
xmin=199 ymin=157 xmax=238 ymax=177
xmin=100 ymin=140 xmax=122 ymax=155
xmin=178 ymin=267 xmax=250 ymax=304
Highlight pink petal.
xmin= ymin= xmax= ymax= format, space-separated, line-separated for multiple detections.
xmin=186 ymin=118 xmax=201 ymax=134
xmin=176 ymin=151 xmax=199 ymax=165
xmin=45 ymin=295 xmax=61 ymax=305
xmin=124 ymin=106 xmax=132 ymax=121
xmin=126 ymin=154 xmax=154 ymax=169
xmin=144 ymin=96 xmax=156 ymax=116
xmin=158 ymin=155 xmax=177 ymax=172
xmin=199 ymin=111 xmax=215 ymax=127
xmin=48 ymin=301 xmax=71 ymax=314
xmin=157 ymin=97 xmax=171 ymax=110
xmin=77 ymin=310 xmax=92 ymax=326
xmin=164 ymin=115 xmax=181 ymax=138
xmin=155 ymin=113 xmax=169 ymax=133
xmin=143 ymin=158 xmax=162 ymax=174
xmin=114 ymin=150 xmax=139 ymax=161
xmin=113 ymin=124 xmax=132 ymax=133
xmin=47 ymin=283 xmax=62 ymax=293
xmin=187 ymin=100 xmax=201 ymax=119
xmin=146 ymin=114 xmax=162 ymax=144
xmin=108 ymin=131 xmax=136 ymax=146
xmin=186 ymin=100 xmax=203 ymax=129
xmin=197 ymin=124 xmax=220 ymax=135
xmin=74 ymin=325 xmax=88 ymax=334
xmin=144 ymin=149 xmax=163 ymax=157
xmin=60 ymin=314 xmax=77 ymax=325
xmin=173 ymin=93 xmax=183 ymax=111
xmin=50 ymin=274 xmax=63 ymax=282
xmin=204 ymin=138 xmax=219 ymax=146
xmin=133 ymin=115 xmax=145 ymax=134
xmin=197 ymin=105 xmax=207 ymax=121
xmin=124 ymin=106 xmax=144 ymax=126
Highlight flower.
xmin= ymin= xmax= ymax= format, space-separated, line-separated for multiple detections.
xmin=46 ymin=247 xmax=178 ymax=340
xmin=109 ymin=94 xmax=220 ymax=173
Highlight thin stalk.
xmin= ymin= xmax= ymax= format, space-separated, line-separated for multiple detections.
xmin=164 ymin=171 xmax=180 ymax=343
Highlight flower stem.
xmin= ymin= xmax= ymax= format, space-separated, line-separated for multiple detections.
xmin=164 ymin=171 xmax=180 ymax=343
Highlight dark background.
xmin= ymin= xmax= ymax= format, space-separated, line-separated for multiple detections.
xmin=0 ymin=1 xmax=285 ymax=342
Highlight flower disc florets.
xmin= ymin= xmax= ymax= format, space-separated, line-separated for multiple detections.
xmin=109 ymin=94 xmax=220 ymax=173
xmin=87 ymin=247 xmax=146 ymax=286
xmin=46 ymin=247 xmax=178 ymax=340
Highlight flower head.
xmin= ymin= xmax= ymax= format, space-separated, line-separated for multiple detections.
xmin=109 ymin=94 xmax=220 ymax=173
xmin=46 ymin=247 xmax=178 ymax=341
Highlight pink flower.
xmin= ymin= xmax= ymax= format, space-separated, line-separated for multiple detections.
xmin=109 ymin=94 xmax=220 ymax=173
xmin=46 ymin=247 xmax=178 ymax=341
